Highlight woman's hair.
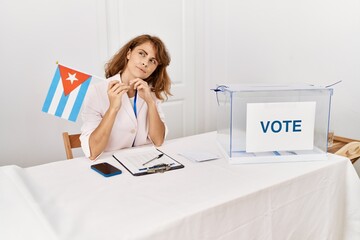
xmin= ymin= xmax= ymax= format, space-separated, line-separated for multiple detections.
xmin=105 ymin=34 xmax=172 ymax=100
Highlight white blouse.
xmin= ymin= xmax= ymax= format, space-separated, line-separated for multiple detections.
xmin=80 ymin=74 xmax=168 ymax=158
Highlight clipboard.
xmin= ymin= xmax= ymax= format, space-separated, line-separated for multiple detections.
xmin=112 ymin=147 xmax=184 ymax=176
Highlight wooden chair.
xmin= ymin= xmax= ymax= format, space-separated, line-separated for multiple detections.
xmin=328 ymin=136 xmax=360 ymax=164
xmin=62 ymin=132 xmax=81 ymax=159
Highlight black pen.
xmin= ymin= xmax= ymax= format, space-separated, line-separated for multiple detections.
xmin=139 ymin=163 xmax=174 ymax=172
xmin=142 ymin=153 xmax=164 ymax=166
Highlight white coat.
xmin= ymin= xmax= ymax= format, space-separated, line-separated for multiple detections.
xmin=80 ymin=74 xmax=167 ymax=158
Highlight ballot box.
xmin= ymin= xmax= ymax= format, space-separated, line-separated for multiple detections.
xmin=214 ymin=84 xmax=333 ymax=164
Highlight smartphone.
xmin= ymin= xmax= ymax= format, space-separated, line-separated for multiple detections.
xmin=91 ymin=162 xmax=122 ymax=177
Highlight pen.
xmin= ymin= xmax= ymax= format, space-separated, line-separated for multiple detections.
xmin=142 ymin=153 xmax=164 ymax=166
xmin=139 ymin=163 xmax=174 ymax=171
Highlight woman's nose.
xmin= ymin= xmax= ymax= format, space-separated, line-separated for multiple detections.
xmin=142 ymin=61 xmax=147 ymax=67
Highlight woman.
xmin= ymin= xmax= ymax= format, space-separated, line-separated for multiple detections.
xmin=80 ymin=34 xmax=171 ymax=160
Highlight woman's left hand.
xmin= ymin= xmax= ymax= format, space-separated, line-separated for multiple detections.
xmin=129 ymin=78 xmax=153 ymax=103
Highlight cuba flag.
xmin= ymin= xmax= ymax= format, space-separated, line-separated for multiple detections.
xmin=42 ymin=64 xmax=92 ymax=122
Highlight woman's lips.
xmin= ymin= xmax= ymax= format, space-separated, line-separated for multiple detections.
xmin=137 ymin=66 xmax=146 ymax=73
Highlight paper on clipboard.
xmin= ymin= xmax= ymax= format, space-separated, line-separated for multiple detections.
xmin=112 ymin=146 xmax=184 ymax=176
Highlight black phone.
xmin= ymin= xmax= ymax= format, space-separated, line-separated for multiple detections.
xmin=91 ymin=162 xmax=122 ymax=177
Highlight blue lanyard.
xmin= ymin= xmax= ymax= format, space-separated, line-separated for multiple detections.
xmin=133 ymin=90 xmax=137 ymax=118
xmin=132 ymin=90 xmax=138 ymax=147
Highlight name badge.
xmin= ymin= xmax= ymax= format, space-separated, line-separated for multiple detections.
xmin=246 ymin=102 xmax=316 ymax=152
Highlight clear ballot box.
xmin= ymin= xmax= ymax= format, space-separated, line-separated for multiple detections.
xmin=213 ymin=84 xmax=333 ymax=164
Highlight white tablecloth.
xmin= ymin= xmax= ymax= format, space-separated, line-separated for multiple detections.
xmin=1 ymin=132 xmax=359 ymax=240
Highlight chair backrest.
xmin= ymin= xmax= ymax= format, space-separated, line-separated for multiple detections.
xmin=329 ymin=135 xmax=360 ymax=164
xmin=335 ymin=142 xmax=360 ymax=164
xmin=62 ymin=132 xmax=81 ymax=159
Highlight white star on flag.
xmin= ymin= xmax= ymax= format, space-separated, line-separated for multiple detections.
xmin=66 ymin=73 xmax=78 ymax=84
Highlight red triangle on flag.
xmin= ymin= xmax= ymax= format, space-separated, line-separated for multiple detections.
xmin=59 ymin=65 xmax=91 ymax=96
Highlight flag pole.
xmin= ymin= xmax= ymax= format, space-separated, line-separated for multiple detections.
xmin=56 ymin=61 xmax=106 ymax=81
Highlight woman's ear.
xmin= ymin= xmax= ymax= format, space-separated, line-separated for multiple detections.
xmin=126 ymin=49 xmax=131 ymax=60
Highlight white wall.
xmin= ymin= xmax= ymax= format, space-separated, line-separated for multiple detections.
xmin=199 ymin=0 xmax=360 ymax=140
xmin=0 ymin=0 xmax=103 ymax=166
xmin=1 ymin=0 xmax=359 ymax=167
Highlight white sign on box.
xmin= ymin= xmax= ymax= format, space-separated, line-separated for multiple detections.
xmin=246 ymin=102 xmax=316 ymax=152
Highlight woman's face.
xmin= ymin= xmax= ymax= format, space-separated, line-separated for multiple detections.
xmin=125 ymin=41 xmax=158 ymax=80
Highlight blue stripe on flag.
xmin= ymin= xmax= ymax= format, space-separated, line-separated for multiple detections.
xmin=68 ymin=77 xmax=92 ymax=122
xmin=42 ymin=66 xmax=60 ymax=113
xmin=55 ymin=91 xmax=70 ymax=117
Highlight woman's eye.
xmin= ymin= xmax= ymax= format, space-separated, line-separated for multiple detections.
xmin=139 ymin=51 xmax=145 ymax=57
xmin=150 ymin=59 xmax=157 ymax=65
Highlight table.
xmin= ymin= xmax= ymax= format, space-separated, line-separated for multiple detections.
xmin=1 ymin=132 xmax=360 ymax=240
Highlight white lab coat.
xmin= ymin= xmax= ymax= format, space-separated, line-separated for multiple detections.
xmin=80 ymin=74 xmax=167 ymax=158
